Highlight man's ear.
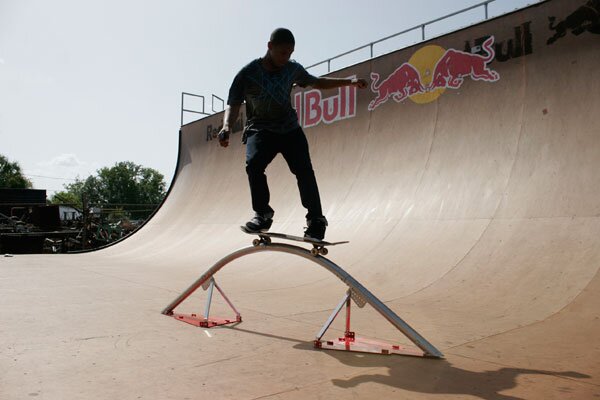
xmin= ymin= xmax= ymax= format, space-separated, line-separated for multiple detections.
xmin=267 ymin=41 xmax=273 ymax=50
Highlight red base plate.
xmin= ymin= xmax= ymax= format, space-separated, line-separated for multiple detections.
xmin=314 ymin=335 xmax=425 ymax=357
xmin=172 ymin=313 xmax=241 ymax=328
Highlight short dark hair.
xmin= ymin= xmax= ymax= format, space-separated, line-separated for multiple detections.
xmin=270 ymin=28 xmax=295 ymax=45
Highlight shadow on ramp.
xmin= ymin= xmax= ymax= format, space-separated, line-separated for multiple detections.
xmin=313 ymin=349 xmax=590 ymax=400
xmin=223 ymin=326 xmax=591 ymax=399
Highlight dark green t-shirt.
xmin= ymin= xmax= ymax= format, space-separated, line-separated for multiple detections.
xmin=227 ymin=59 xmax=318 ymax=134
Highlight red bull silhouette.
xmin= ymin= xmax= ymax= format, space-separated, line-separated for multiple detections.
xmin=428 ymin=36 xmax=499 ymax=91
xmin=547 ymin=0 xmax=600 ymax=45
xmin=368 ymin=63 xmax=425 ymax=111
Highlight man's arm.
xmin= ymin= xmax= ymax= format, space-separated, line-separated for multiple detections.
xmin=218 ymin=104 xmax=241 ymax=148
xmin=310 ymin=77 xmax=368 ymax=90
xmin=223 ymin=104 xmax=241 ymax=131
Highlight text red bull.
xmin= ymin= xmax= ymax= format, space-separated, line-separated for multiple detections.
xmin=294 ymin=82 xmax=357 ymax=128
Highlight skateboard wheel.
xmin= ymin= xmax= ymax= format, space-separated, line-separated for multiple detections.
xmin=264 ymin=237 xmax=272 ymax=244
xmin=320 ymin=248 xmax=328 ymax=256
xmin=252 ymin=239 xmax=260 ymax=247
xmin=310 ymin=248 xmax=319 ymax=256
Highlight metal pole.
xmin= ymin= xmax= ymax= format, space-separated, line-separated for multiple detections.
xmin=485 ymin=2 xmax=489 ymax=19
xmin=204 ymin=278 xmax=215 ymax=318
xmin=421 ymin=24 xmax=425 ymax=41
xmin=344 ymin=296 xmax=352 ymax=350
xmin=370 ymin=43 xmax=373 ymax=58
xmin=180 ymin=92 xmax=184 ymax=126
xmin=327 ymin=59 xmax=331 ymax=73
xmin=162 ymin=243 xmax=443 ymax=358
xmin=316 ymin=292 xmax=350 ymax=341
xmin=345 ymin=295 xmax=351 ymax=335
xmin=214 ymin=280 xmax=241 ymax=318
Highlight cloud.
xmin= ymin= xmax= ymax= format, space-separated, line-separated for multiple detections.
xmin=53 ymin=153 xmax=83 ymax=168
xmin=39 ymin=153 xmax=84 ymax=168
xmin=0 ymin=58 xmax=5 ymax=64
xmin=28 ymin=154 xmax=101 ymax=195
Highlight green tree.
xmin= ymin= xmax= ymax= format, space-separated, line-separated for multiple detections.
xmin=0 ymin=155 xmax=33 ymax=188
xmin=50 ymin=162 xmax=166 ymax=219
xmin=49 ymin=190 xmax=82 ymax=208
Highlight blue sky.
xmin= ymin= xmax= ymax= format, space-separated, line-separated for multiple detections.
xmin=0 ymin=0 xmax=540 ymax=195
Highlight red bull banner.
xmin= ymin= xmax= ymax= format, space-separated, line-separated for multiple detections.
xmin=200 ymin=0 xmax=599 ymax=142
xmin=369 ymin=36 xmax=501 ymax=111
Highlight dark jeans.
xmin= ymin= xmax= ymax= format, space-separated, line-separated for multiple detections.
xmin=245 ymin=128 xmax=324 ymax=221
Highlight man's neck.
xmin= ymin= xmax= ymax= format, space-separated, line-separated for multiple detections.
xmin=261 ymin=53 xmax=281 ymax=72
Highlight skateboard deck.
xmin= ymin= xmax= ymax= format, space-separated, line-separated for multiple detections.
xmin=240 ymin=226 xmax=349 ymax=256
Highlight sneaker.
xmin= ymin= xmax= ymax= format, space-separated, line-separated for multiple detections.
xmin=304 ymin=217 xmax=328 ymax=241
xmin=245 ymin=214 xmax=273 ymax=232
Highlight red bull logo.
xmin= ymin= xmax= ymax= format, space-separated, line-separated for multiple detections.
xmin=294 ymin=79 xmax=357 ymax=128
xmin=369 ymin=36 xmax=500 ymax=110
xmin=428 ymin=36 xmax=499 ymax=90
xmin=547 ymin=0 xmax=600 ymax=45
xmin=368 ymin=64 xmax=425 ymax=111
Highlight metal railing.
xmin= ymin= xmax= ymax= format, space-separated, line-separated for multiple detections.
xmin=181 ymin=92 xmax=225 ymax=126
xmin=306 ymin=0 xmax=495 ymax=73
xmin=211 ymin=94 xmax=224 ymax=113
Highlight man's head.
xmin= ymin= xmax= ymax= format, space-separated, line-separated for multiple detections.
xmin=267 ymin=28 xmax=295 ymax=67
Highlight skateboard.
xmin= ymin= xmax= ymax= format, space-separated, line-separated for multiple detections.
xmin=240 ymin=226 xmax=349 ymax=256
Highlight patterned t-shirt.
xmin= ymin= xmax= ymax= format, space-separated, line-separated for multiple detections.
xmin=227 ymin=59 xmax=318 ymax=134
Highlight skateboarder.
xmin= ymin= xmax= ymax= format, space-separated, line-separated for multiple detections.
xmin=218 ymin=28 xmax=367 ymax=240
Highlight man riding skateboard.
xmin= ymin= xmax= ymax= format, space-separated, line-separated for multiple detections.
xmin=218 ymin=28 xmax=367 ymax=240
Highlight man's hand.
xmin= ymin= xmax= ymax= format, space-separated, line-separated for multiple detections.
xmin=352 ymin=78 xmax=368 ymax=89
xmin=218 ymin=128 xmax=230 ymax=147
xmin=219 ymin=105 xmax=241 ymax=148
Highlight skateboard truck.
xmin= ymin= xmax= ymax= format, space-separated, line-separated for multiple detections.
xmin=314 ymin=289 xmax=425 ymax=356
xmin=171 ymin=277 xmax=242 ymax=328
xmin=251 ymin=234 xmax=271 ymax=246
xmin=252 ymin=234 xmax=328 ymax=256
xmin=310 ymin=244 xmax=328 ymax=256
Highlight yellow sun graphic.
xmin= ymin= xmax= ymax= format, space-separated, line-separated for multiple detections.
xmin=408 ymin=45 xmax=447 ymax=104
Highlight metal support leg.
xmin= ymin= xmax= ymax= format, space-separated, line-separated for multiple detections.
xmin=213 ymin=280 xmax=241 ymax=321
xmin=343 ymin=294 xmax=354 ymax=349
xmin=316 ymin=291 xmax=350 ymax=341
xmin=204 ymin=278 xmax=215 ymax=319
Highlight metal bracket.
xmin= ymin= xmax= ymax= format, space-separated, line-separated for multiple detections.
xmin=349 ymin=288 xmax=367 ymax=308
